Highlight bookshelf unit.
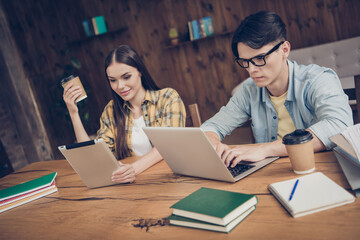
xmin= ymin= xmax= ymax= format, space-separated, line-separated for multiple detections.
xmin=68 ymin=27 xmax=128 ymax=45
xmin=163 ymin=30 xmax=234 ymax=49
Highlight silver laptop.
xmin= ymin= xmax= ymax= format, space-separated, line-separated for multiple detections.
xmin=143 ymin=127 xmax=278 ymax=182
xmin=58 ymin=139 xmax=122 ymax=188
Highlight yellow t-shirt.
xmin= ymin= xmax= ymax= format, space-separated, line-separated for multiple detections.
xmin=269 ymin=91 xmax=296 ymax=139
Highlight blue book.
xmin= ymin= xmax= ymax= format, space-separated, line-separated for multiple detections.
xmin=197 ymin=19 xmax=205 ymax=38
xmin=82 ymin=20 xmax=92 ymax=37
xmin=203 ymin=17 xmax=214 ymax=36
xmin=192 ymin=20 xmax=199 ymax=40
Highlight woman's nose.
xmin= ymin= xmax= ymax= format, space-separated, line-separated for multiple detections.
xmin=116 ymin=79 xmax=125 ymax=89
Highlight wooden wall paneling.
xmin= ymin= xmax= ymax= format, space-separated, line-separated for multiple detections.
xmin=164 ymin=47 xmax=193 ymax=126
xmin=133 ymin=1 xmax=167 ymax=89
xmin=0 ymin=51 xmax=28 ymax=171
xmin=331 ymin=0 xmax=360 ymax=40
xmin=161 ymin=0 xmax=200 ymax=124
xmin=219 ymin=0 xmax=246 ymax=30
xmin=177 ymin=46 xmax=199 ymax=104
xmin=196 ymin=0 xmax=229 ymax=119
xmin=122 ymin=1 xmax=159 ymax=87
xmin=211 ymin=36 xmax=241 ymax=95
xmin=1 ymin=0 xmax=360 ymax=164
xmin=287 ymin=0 xmax=338 ymax=47
xmin=181 ymin=0 xmax=219 ymax=121
xmin=154 ymin=2 xmax=178 ymax=89
xmin=0 ymin=4 xmax=52 ymax=167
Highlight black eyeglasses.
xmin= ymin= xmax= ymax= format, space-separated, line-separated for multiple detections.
xmin=235 ymin=41 xmax=285 ymax=68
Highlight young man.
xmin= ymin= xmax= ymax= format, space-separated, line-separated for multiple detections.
xmin=201 ymin=11 xmax=353 ymax=167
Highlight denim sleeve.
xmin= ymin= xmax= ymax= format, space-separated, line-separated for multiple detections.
xmin=200 ymin=84 xmax=251 ymax=140
xmin=307 ymin=70 xmax=354 ymax=149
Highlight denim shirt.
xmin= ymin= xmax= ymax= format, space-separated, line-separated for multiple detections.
xmin=201 ymin=60 xmax=353 ymax=149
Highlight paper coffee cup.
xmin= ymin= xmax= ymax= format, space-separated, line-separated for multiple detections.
xmin=61 ymin=75 xmax=87 ymax=103
xmin=283 ymin=129 xmax=315 ymax=174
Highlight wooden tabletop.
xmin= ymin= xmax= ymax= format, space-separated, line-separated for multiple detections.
xmin=0 ymin=151 xmax=359 ymax=240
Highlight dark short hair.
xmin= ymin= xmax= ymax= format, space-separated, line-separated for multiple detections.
xmin=231 ymin=11 xmax=287 ymax=58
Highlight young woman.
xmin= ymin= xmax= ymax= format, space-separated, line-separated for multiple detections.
xmin=63 ymin=45 xmax=186 ymax=183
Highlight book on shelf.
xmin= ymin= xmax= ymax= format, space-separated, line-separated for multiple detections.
xmin=82 ymin=15 xmax=108 ymax=37
xmin=0 ymin=172 xmax=58 ymax=213
xmin=91 ymin=17 xmax=99 ymax=35
xmin=202 ymin=16 xmax=214 ymax=36
xmin=330 ymin=124 xmax=360 ymax=197
xmin=191 ymin=20 xmax=200 ymax=40
xmin=167 ymin=205 xmax=255 ymax=233
xmin=268 ymin=172 xmax=355 ymax=218
xmin=93 ymin=16 xmax=108 ymax=35
xmin=82 ymin=20 xmax=92 ymax=37
xmin=197 ymin=18 xmax=206 ymax=39
xmin=188 ymin=21 xmax=194 ymax=41
xmin=187 ymin=16 xmax=215 ymax=41
xmin=170 ymin=187 xmax=257 ymax=226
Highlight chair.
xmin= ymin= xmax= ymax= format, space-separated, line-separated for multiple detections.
xmin=344 ymin=75 xmax=360 ymax=124
xmin=188 ymin=103 xmax=254 ymax=144
xmin=188 ymin=103 xmax=202 ymax=127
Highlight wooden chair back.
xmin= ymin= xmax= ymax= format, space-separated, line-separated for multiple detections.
xmin=188 ymin=103 xmax=202 ymax=127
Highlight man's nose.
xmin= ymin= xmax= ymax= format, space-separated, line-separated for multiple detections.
xmin=247 ymin=61 xmax=259 ymax=73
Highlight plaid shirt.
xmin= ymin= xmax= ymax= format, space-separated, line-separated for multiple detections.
xmin=96 ymin=88 xmax=186 ymax=157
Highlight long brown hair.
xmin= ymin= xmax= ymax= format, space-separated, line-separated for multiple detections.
xmin=104 ymin=45 xmax=159 ymax=159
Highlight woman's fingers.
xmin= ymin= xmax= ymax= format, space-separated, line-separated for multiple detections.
xmin=112 ymin=164 xmax=136 ymax=183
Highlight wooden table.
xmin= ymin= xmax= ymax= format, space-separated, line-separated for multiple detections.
xmin=0 ymin=151 xmax=359 ymax=240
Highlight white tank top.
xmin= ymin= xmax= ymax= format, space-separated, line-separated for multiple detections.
xmin=131 ymin=116 xmax=152 ymax=156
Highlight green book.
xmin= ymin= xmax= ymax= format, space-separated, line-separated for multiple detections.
xmin=94 ymin=16 xmax=107 ymax=35
xmin=168 ymin=205 xmax=255 ymax=233
xmin=0 ymin=172 xmax=57 ymax=201
xmin=170 ymin=187 xmax=257 ymax=225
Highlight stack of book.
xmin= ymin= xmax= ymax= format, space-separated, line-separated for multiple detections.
xmin=167 ymin=187 xmax=257 ymax=233
xmin=188 ymin=16 xmax=214 ymax=41
xmin=0 ymin=172 xmax=58 ymax=213
xmin=82 ymin=16 xmax=108 ymax=37
xmin=330 ymin=124 xmax=360 ymax=197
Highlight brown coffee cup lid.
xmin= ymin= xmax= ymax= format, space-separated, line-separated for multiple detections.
xmin=282 ymin=129 xmax=313 ymax=145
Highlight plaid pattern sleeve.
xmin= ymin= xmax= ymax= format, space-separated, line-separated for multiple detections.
xmin=96 ymin=100 xmax=117 ymax=153
xmin=95 ymin=88 xmax=186 ymax=157
xmin=142 ymin=88 xmax=186 ymax=128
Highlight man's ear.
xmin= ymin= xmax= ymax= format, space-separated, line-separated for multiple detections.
xmin=282 ymin=41 xmax=291 ymax=58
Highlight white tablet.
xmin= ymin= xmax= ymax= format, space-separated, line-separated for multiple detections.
xmin=58 ymin=139 xmax=121 ymax=188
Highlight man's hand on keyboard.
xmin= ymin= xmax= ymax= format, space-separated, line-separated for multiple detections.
xmin=222 ymin=144 xmax=268 ymax=167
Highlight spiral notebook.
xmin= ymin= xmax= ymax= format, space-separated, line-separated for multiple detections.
xmin=268 ymin=172 xmax=355 ymax=218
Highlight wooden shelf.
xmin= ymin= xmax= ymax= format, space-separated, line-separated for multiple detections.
xmin=68 ymin=27 xmax=128 ymax=45
xmin=163 ymin=31 xmax=234 ymax=49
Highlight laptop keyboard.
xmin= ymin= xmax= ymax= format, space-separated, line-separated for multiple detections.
xmin=227 ymin=164 xmax=255 ymax=177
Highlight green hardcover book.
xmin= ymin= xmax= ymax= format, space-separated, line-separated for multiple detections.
xmin=170 ymin=187 xmax=257 ymax=226
xmin=168 ymin=205 xmax=255 ymax=233
xmin=94 ymin=16 xmax=107 ymax=35
xmin=0 ymin=172 xmax=57 ymax=201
